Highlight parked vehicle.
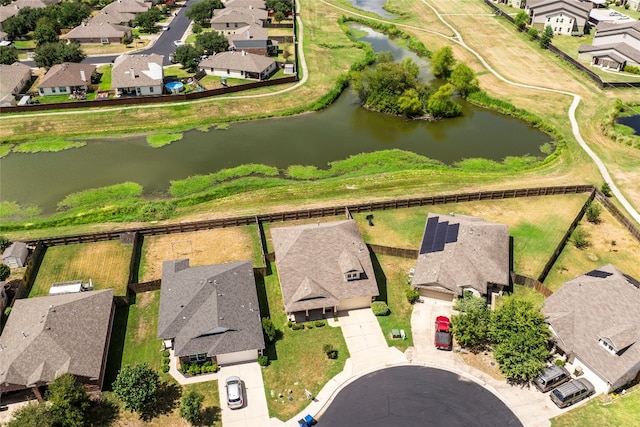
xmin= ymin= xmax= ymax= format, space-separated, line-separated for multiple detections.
xmin=434 ymin=316 xmax=452 ymax=351
xmin=173 ymin=40 xmax=185 ymax=47
xmin=550 ymin=379 xmax=595 ymax=408
xmin=534 ymin=365 xmax=571 ymax=393
xmin=225 ymin=376 xmax=244 ymax=409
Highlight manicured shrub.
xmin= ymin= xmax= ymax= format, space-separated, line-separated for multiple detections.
xmin=258 ymin=355 xmax=269 ymax=367
xmin=0 ymin=263 xmax=9 ymax=281
xmin=187 ymin=364 xmax=201 ymax=376
xmin=163 ymin=357 xmax=170 ymax=365
xmin=314 ymin=320 xmax=326 ymax=327
xmin=305 ymin=323 xmax=314 ymax=329
xmin=161 ymin=350 xmax=170 ymax=358
xmin=555 ymin=359 xmax=566 ymax=366
xmin=161 ymin=364 xmax=170 ymax=373
xmin=406 ymin=287 xmax=420 ymax=304
xmin=287 ymin=320 xmax=293 ymax=328
xmin=371 ymin=301 xmax=390 ymax=316
xmin=262 ymin=317 xmax=277 ymax=343
xmin=292 ymin=323 xmax=304 ymax=330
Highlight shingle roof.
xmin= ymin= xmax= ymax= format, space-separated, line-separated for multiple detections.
xmin=199 ymin=50 xmax=275 ymax=73
xmin=527 ymin=0 xmax=592 ymax=12
xmin=111 ymin=53 xmax=164 ymax=89
xmin=228 ymin=23 xmax=268 ymax=42
xmin=271 ymin=220 xmax=379 ymax=313
xmin=224 ymin=0 xmax=266 ymax=9
xmin=544 ymin=265 xmax=640 ymax=387
xmin=0 ymin=289 xmax=114 ymax=388
xmin=65 ymin=22 xmax=132 ymax=40
xmin=211 ymin=7 xmax=268 ymax=24
xmin=2 ymin=241 xmax=28 ymax=263
xmin=412 ymin=213 xmax=509 ymax=296
xmin=39 ymin=63 xmax=96 ymax=88
xmin=89 ymin=10 xmax=136 ymax=25
xmin=0 ymin=62 xmax=31 ymax=94
xmin=579 ymin=42 xmax=640 ymax=64
xmin=157 ymin=260 xmax=265 ymax=358
xmin=102 ymin=0 xmax=150 ymax=14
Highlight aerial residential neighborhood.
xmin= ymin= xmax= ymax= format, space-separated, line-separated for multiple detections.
xmin=0 ymin=0 xmax=639 ymax=426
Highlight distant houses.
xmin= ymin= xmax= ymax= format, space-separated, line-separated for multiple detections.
xmin=525 ymin=0 xmax=592 ymax=35
xmin=578 ymin=21 xmax=640 ymax=71
xmin=111 ymin=53 xmax=164 ymax=96
xmin=0 ymin=62 xmax=31 ymax=107
xmin=199 ymin=50 xmax=277 ymax=80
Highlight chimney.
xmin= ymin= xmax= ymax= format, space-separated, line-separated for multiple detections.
xmin=130 ymin=67 xmax=135 ymax=79
xmin=80 ymin=69 xmax=86 ymax=82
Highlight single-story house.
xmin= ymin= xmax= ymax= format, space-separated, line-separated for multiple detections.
xmin=2 ymin=241 xmax=29 ymax=268
xmin=211 ymin=7 xmax=269 ymax=32
xmin=412 ymin=213 xmax=510 ymax=301
xmin=578 ymin=21 xmax=640 ymax=70
xmin=526 ymin=0 xmax=592 ymax=35
xmin=111 ymin=53 xmax=164 ymax=96
xmin=198 ymin=50 xmax=277 ymax=80
xmin=0 ymin=289 xmax=115 ymax=397
xmin=271 ymin=220 xmax=379 ymax=322
xmin=158 ymin=259 xmax=265 ymax=367
xmin=227 ymin=24 xmax=276 ymax=55
xmin=88 ymin=0 xmax=150 ymax=26
xmin=38 ymin=62 xmax=96 ymax=96
xmin=65 ymin=22 xmax=132 ymax=44
xmin=224 ymin=0 xmax=266 ymax=9
xmin=544 ymin=264 xmax=640 ymax=394
xmin=0 ymin=62 xmax=32 ymax=107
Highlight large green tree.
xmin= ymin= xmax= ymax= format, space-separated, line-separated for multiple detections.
xmin=449 ymin=62 xmax=479 ymax=98
xmin=195 ymin=31 xmax=228 ymax=54
xmin=539 ymin=25 xmax=554 ymax=49
xmin=46 ymin=373 xmax=91 ymax=427
xmin=112 ymin=364 xmax=159 ymax=415
xmin=426 ymin=83 xmax=461 ymax=118
xmin=185 ymin=0 xmax=224 ymax=25
xmin=179 ymin=390 xmax=204 ymax=425
xmin=514 ymin=11 xmax=530 ymax=30
xmin=134 ymin=7 xmax=162 ymax=33
xmin=53 ymin=2 xmax=92 ymax=29
xmin=0 ymin=46 xmax=19 ymax=65
xmin=174 ymin=44 xmax=204 ymax=72
xmin=5 ymin=402 xmax=53 ymax=427
xmin=33 ymin=17 xmax=60 ymax=45
xmin=430 ymin=45 xmax=455 ymax=78
xmin=450 ymin=302 xmax=491 ymax=351
xmin=34 ymin=41 xmax=85 ymax=68
xmin=266 ymin=0 xmax=293 ymax=15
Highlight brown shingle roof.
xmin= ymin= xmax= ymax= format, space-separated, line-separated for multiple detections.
xmin=198 ymin=50 xmax=275 ymax=73
xmin=412 ymin=213 xmax=509 ymax=296
xmin=39 ymin=62 xmax=96 ymax=88
xmin=211 ymin=7 xmax=268 ymax=24
xmin=272 ymin=220 xmax=379 ymax=314
xmin=111 ymin=53 xmax=164 ymax=89
xmin=0 ymin=62 xmax=31 ymax=94
xmin=65 ymin=22 xmax=132 ymax=40
xmin=0 ymin=289 xmax=113 ymax=389
xmin=544 ymin=265 xmax=640 ymax=388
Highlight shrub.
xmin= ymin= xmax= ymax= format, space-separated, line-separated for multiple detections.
xmin=327 ymin=350 xmax=338 ymax=359
xmin=292 ymin=323 xmax=304 ymax=330
xmin=179 ymin=364 xmax=188 ymax=374
xmin=406 ymin=287 xmax=420 ymax=304
xmin=314 ymin=320 xmax=326 ymax=327
xmin=454 ymin=291 xmax=487 ymax=313
xmin=161 ymin=364 xmax=170 ymax=373
xmin=187 ymin=364 xmax=201 ymax=376
xmin=371 ymin=301 xmax=390 ymax=316
xmin=528 ymin=28 xmax=539 ymax=40
xmin=585 ymin=202 xmax=602 ymax=224
xmin=161 ymin=350 xmax=170 ymax=358
xmin=305 ymin=323 xmax=314 ymax=329
xmin=555 ymin=359 xmax=566 ymax=366
xmin=0 ymin=263 xmax=9 ymax=281
xmin=287 ymin=320 xmax=293 ymax=328
xmin=572 ymin=227 xmax=591 ymax=249
xmin=262 ymin=317 xmax=277 ymax=343
xmin=179 ymin=390 xmax=204 ymax=425
xmin=322 ymin=344 xmax=333 ymax=354
xmin=163 ymin=357 xmax=170 ymax=365
xmin=258 ymin=355 xmax=269 ymax=367
xmin=601 ymin=182 xmax=612 ymax=197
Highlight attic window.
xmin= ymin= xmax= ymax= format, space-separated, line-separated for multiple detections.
xmin=345 ymin=271 xmax=360 ymax=281
xmin=599 ymin=338 xmax=617 ymax=355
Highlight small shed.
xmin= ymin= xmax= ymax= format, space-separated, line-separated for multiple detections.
xmin=2 ymin=242 xmax=28 ymax=268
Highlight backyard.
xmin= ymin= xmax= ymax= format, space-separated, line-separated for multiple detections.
xmin=29 ymin=241 xmax=130 ymax=297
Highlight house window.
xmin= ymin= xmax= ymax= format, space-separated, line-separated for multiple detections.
xmin=226 ymin=23 xmax=229 ymax=28
xmin=346 ymin=271 xmax=360 ymax=281
xmin=149 ymin=86 xmax=154 ymax=93
xmin=101 ymin=37 xmax=109 ymax=44
xmin=39 ymin=88 xmax=44 ymax=94
xmin=59 ymin=87 xmax=67 ymax=93
xmin=234 ymin=23 xmax=238 ymax=27
xmin=227 ymin=69 xmax=230 ymax=74
xmin=189 ymin=353 xmax=207 ymax=362
xmin=52 ymin=87 xmax=56 ymax=93
xmin=599 ymin=338 xmax=617 ymax=355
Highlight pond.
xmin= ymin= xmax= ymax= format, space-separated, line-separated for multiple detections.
xmin=618 ymin=114 xmax=640 ymax=136
xmin=0 ymin=27 xmax=551 ymax=216
xmin=349 ymin=0 xmax=394 ymax=18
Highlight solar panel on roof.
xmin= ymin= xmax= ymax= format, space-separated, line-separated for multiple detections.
xmin=420 ymin=216 xmax=439 ymax=254
xmin=586 ymin=269 xmax=613 ymax=279
xmin=432 ymin=221 xmax=449 ymax=252
xmin=445 ymin=222 xmax=459 ymax=244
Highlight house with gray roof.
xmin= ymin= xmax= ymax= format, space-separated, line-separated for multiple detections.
xmin=38 ymin=63 xmax=95 ymax=96
xmin=211 ymin=7 xmax=269 ymax=33
xmin=224 ymin=0 xmax=266 ymax=9
xmin=227 ymin=24 xmax=276 ymax=55
xmin=0 ymin=62 xmax=31 ymax=107
xmin=158 ymin=260 xmax=265 ymax=367
xmin=111 ymin=53 xmax=164 ymax=96
xmin=578 ymin=21 xmax=640 ymax=70
xmin=199 ymin=50 xmax=276 ymax=80
xmin=271 ymin=220 xmax=379 ymax=322
xmin=1 ymin=241 xmax=28 ymax=268
xmin=65 ymin=22 xmax=132 ymax=44
xmin=544 ymin=264 xmax=640 ymax=393
xmin=0 ymin=289 xmax=114 ymax=396
xmin=412 ymin=213 xmax=509 ymax=301
xmin=526 ymin=0 xmax=592 ymax=35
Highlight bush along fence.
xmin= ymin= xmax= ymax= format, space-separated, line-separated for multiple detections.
xmin=482 ymin=0 xmax=640 ymax=89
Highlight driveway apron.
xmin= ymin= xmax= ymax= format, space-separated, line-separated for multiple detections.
xmin=218 ymin=362 xmax=270 ymax=427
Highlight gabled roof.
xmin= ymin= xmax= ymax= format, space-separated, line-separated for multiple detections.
xmin=0 ymin=62 xmax=31 ymax=94
xmin=0 ymin=289 xmax=114 ymax=388
xmin=198 ymin=50 xmax=275 ymax=73
xmin=272 ymin=220 xmax=379 ymax=313
xmin=224 ymin=0 xmax=266 ymax=9
xmin=544 ymin=264 xmax=640 ymax=386
xmin=412 ymin=213 xmax=509 ymax=295
xmin=65 ymin=22 xmax=132 ymax=40
xmin=111 ymin=53 xmax=164 ymax=88
xmin=39 ymin=62 xmax=95 ymax=88
xmin=228 ymin=23 xmax=268 ymax=42
xmin=579 ymin=42 xmax=640 ymax=64
xmin=527 ymin=0 xmax=591 ymax=18
xmin=594 ymin=20 xmax=640 ymax=36
xmin=102 ymin=0 xmax=150 ymax=14
xmin=157 ymin=260 xmax=265 ymax=358
xmin=2 ymin=241 xmax=28 ymax=262
xmin=211 ymin=7 xmax=268 ymax=24
xmin=89 ymin=9 xmax=136 ymax=25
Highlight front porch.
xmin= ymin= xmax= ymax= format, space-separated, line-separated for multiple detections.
xmin=289 ymin=306 xmax=336 ymax=323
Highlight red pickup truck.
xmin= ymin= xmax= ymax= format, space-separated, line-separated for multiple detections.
xmin=434 ymin=316 xmax=452 ymax=351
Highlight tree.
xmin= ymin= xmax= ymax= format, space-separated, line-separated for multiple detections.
xmin=46 ymin=373 xmax=90 ymax=427
xmin=112 ymin=364 xmax=159 ymax=415
xmin=450 ymin=303 xmax=491 ymax=351
xmin=426 ymin=83 xmax=462 ymax=118
xmin=34 ymin=41 xmax=86 ymax=68
xmin=430 ymin=46 xmax=455 ymax=78
xmin=195 ymin=31 xmax=228 ymax=54
xmin=489 ymin=298 xmax=550 ymax=382
xmin=174 ymin=44 xmax=204 ymax=71
xmin=274 ymin=11 xmax=285 ymax=22
xmin=262 ymin=317 xmax=277 ymax=343
xmin=397 ymin=88 xmax=422 ymax=117
xmin=266 ymin=0 xmax=293 ymax=15
xmin=449 ymin=62 xmax=479 ymax=98
xmin=585 ymin=202 xmax=602 ymax=223
xmin=0 ymin=46 xmax=19 ymax=65
xmin=0 ymin=263 xmax=10 ymax=281
xmin=134 ymin=8 xmax=162 ymax=33
xmin=53 ymin=2 xmax=91 ymax=29
xmin=33 ymin=17 xmax=60 ymax=45
xmin=514 ymin=11 xmax=529 ymax=30
xmin=539 ymin=25 xmax=553 ymax=49
xmin=6 ymin=402 xmax=54 ymax=427
xmin=185 ymin=0 xmax=224 ymax=25
xmin=0 ymin=236 xmax=9 ymax=251
xmin=527 ymin=27 xmax=539 ymax=41
xmin=179 ymin=390 xmax=204 ymax=425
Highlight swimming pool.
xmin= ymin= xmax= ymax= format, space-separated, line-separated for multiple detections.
xmin=165 ymin=81 xmax=184 ymax=93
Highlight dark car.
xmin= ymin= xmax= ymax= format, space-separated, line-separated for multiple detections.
xmin=550 ymin=379 xmax=595 ymax=408
xmin=434 ymin=316 xmax=452 ymax=351
xmin=534 ymin=365 xmax=571 ymax=393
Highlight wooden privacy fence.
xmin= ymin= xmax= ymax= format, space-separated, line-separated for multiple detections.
xmin=595 ymin=189 xmax=640 ymax=241
xmin=367 ymin=244 xmax=418 ymax=259
xmin=511 ymin=272 xmax=554 ymax=297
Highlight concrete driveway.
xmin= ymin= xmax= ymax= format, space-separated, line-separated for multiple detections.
xmin=217 ymin=362 xmax=270 ymax=427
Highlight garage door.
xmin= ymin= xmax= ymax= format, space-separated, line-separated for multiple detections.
xmin=418 ymin=288 xmax=454 ymax=302
xmin=337 ymin=296 xmax=372 ymax=312
xmin=217 ymin=349 xmax=258 ymax=366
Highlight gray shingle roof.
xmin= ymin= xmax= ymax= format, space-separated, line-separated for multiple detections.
xmin=39 ymin=63 xmax=96 ymax=88
xmin=211 ymin=7 xmax=268 ymax=24
xmin=544 ymin=264 xmax=640 ymax=387
xmin=0 ymin=62 xmax=31 ymax=94
xmin=224 ymin=0 xmax=266 ymax=9
xmin=157 ymin=260 xmax=265 ymax=358
xmin=271 ymin=220 xmax=379 ymax=314
xmin=2 ymin=241 xmax=28 ymax=263
xmin=412 ymin=213 xmax=509 ymax=296
xmin=579 ymin=42 xmax=640 ymax=64
xmin=0 ymin=289 xmax=114 ymax=388
xmin=65 ymin=22 xmax=132 ymax=40
xmin=198 ymin=50 xmax=275 ymax=73
xmin=111 ymin=53 xmax=164 ymax=89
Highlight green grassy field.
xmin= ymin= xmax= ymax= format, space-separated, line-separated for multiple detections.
xmin=29 ymin=241 xmax=131 ymax=297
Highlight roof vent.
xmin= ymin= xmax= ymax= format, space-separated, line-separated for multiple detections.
xmin=21 ymin=331 xmax=27 ymax=338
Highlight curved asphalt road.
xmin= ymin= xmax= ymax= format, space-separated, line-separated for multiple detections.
xmin=318 ymin=366 xmax=522 ymax=427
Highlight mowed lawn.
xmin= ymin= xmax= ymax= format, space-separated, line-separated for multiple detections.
xmin=259 ymin=264 xmax=349 ymax=421
xmin=352 ymin=194 xmax=589 ymax=279
xmin=551 ymin=387 xmax=640 ymax=427
xmin=543 ymin=201 xmax=640 ymax=291
xmin=30 ymin=241 xmax=131 ymax=297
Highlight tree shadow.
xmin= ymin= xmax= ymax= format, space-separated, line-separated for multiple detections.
xmin=370 ymin=251 xmax=388 ymax=303
xmin=87 ymin=395 xmax=120 ymax=427
xmin=255 ymin=274 xmax=270 ymax=319
xmin=141 ymin=381 xmax=182 ymax=421
xmin=199 ymin=405 xmax=221 ymax=426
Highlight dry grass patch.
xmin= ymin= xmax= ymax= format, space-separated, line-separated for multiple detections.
xmin=544 ymin=202 xmax=640 ymax=291
xmin=139 ymin=227 xmax=258 ymax=281
xmin=458 ymin=350 xmax=505 ymax=381
xmin=30 ymin=241 xmax=130 ymax=297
